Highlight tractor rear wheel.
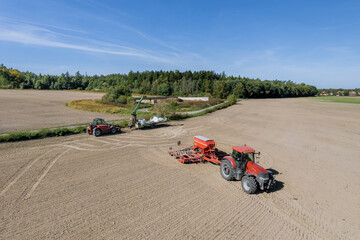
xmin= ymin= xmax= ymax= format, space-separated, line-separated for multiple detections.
xmin=220 ymin=159 xmax=235 ymax=181
xmin=241 ymin=176 xmax=257 ymax=194
xmin=93 ymin=128 xmax=101 ymax=137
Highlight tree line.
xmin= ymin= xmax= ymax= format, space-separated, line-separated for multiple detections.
xmin=0 ymin=64 xmax=318 ymax=98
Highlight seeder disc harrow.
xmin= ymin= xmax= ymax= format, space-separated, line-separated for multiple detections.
xmin=169 ymin=149 xmax=205 ymax=164
xmin=169 ymin=136 xmax=227 ymax=164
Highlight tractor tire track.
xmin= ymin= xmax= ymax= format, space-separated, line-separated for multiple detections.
xmin=0 ymin=149 xmax=55 ymax=198
xmin=144 ymin=147 xmax=308 ymax=239
xmin=227 ymin=180 xmax=349 ymax=240
xmin=22 ymin=148 xmax=71 ymax=199
xmin=155 ymin=146 xmax=349 ymax=240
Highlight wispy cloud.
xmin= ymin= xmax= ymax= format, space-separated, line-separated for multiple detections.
xmin=0 ymin=16 xmax=87 ymax=34
xmin=0 ymin=18 xmax=173 ymax=63
xmin=74 ymin=0 xmax=182 ymax=53
xmin=116 ymin=23 xmax=182 ymax=52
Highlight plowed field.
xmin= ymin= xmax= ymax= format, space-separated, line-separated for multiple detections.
xmin=1 ymin=98 xmax=359 ymax=239
xmin=0 ymin=90 xmax=121 ymax=132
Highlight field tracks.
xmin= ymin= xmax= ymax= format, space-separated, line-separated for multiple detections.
xmin=22 ymin=148 xmax=71 ymax=199
xmin=228 ymin=181 xmax=351 ymax=240
xmin=0 ymin=149 xmax=55 ymax=197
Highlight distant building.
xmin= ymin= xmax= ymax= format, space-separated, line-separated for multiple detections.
xmin=320 ymin=91 xmax=329 ymax=96
xmin=337 ymin=91 xmax=344 ymax=96
xmin=178 ymin=97 xmax=209 ymax=102
xmin=329 ymin=92 xmax=333 ymax=96
xmin=349 ymin=91 xmax=357 ymax=96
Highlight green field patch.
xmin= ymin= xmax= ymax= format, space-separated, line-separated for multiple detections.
xmin=311 ymin=96 xmax=360 ymax=104
xmin=67 ymin=97 xmax=236 ymax=123
xmin=169 ymin=98 xmax=223 ymax=112
xmin=66 ymin=99 xmax=130 ymax=114
xmin=66 ymin=98 xmax=225 ymax=115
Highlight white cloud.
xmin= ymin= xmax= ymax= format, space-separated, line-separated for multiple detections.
xmin=0 ymin=19 xmax=172 ymax=63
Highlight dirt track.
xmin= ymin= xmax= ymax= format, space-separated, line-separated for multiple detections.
xmin=0 ymin=90 xmax=122 ymax=132
xmin=0 ymin=98 xmax=359 ymax=239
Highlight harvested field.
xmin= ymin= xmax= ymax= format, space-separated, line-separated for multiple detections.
xmin=0 ymin=90 xmax=122 ymax=132
xmin=0 ymin=98 xmax=359 ymax=239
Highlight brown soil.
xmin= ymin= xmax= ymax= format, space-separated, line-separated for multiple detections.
xmin=0 ymin=90 xmax=123 ymax=132
xmin=0 ymin=98 xmax=359 ymax=239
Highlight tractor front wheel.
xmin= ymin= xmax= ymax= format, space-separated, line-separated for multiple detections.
xmin=93 ymin=128 xmax=101 ymax=137
xmin=241 ymin=176 xmax=257 ymax=194
xmin=220 ymin=159 xmax=235 ymax=181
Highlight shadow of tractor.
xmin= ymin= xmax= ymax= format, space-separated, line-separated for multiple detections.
xmin=266 ymin=168 xmax=284 ymax=193
xmin=256 ymin=168 xmax=284 ymax=194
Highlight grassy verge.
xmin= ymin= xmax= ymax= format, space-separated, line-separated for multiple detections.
xmin=0 ymin=120 xmax=128 ymax=135
xmin=0 ymin=126 xmax=86 ymax=143
xmin=168 ymin=101 xmax=234 ymax=120
xmin=311 ymin=96 xmax=360 ymax=104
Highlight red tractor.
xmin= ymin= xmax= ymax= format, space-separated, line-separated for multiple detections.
xmin=220 ymin=145 xmax=275 ymax=194
xmin=86 ymin=118 xmax=121 ymax=137
xmin=169 ymin=136 xmax=275 ymax=194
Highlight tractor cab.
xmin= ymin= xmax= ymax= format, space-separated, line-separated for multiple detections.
xmin=231 ymin=145 xmax=256 ymax=170
xmin=87 ymin=118 xmax=121 ymax=137
xmin=232 ymin=150 xmax=255 ymax=162
xmin=93 ymin=118 xmax=107 ymax=126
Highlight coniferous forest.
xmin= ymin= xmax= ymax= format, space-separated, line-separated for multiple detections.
xmin=0 ymin=64 xmax=318 ymax=98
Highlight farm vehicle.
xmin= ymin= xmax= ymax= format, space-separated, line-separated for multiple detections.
xmin=129 ymin=95 xmax=167 ymax=129
xmin=86 ymin=118 xmax=121 ymax=137
xmin=169 ymin=136 xmax=276 ymax=194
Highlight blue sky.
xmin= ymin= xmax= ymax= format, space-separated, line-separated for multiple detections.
xmin=0 ymin=0 xmax=359 ymax=88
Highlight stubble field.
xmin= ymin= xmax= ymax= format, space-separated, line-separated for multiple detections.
xmin=0 ymin=91 xmax=359 ymax=239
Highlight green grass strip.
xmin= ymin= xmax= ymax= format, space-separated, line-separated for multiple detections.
xmin=168 ymin=101 xmax=234 ymax=120
xmin=311 ymin=96 xmax=360 ymax=104
xmin=0 ymin=126 xmax=86 ymax=143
